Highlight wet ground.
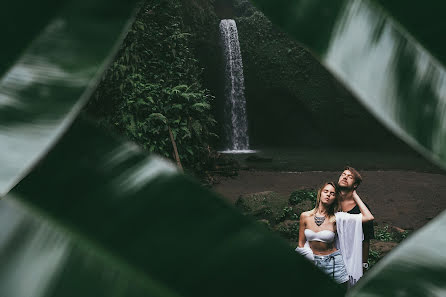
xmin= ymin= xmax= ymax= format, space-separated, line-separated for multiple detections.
xmin=213 ymin=148 xmax=446 ymax=230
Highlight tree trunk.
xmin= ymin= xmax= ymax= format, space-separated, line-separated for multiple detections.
xmin=168 ymin=126 xmax=183 ymax=171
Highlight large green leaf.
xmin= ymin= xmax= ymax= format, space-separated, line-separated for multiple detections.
xmin=250 ymin=0 xmax=446 ymax=171
xmin=4 ymin=117 xmax=345 ymax=297
xmin=0 ymin=197 xmax=180 ymax=297
xmin=347 ymin=210 xmax=446 ymax=297
xmin=0 ymin=0 xmax=139 ymax=196
xmin=0 ymin=0 xmax=61 ymax=74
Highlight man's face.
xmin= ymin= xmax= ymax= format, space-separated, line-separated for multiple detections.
xmin=338 ymin=170 xmax=356 ymax=190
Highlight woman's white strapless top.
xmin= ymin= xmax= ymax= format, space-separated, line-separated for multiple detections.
xmin=304 ymin=229 xmax=336 ymax=243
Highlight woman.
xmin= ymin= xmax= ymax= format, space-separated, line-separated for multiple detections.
xmin=296 ymin=182 xmax=374 ymax=285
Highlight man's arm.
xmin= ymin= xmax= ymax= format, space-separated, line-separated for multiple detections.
xmin=362 ymin=218 xmax=375 ymax=272
xmin=352 ymin=191 xmax=374 ymax=222
xmin=362 ymin=240 xmax=370 ymax=272
xmin=353 ymin=191 xmax=375 ymax=272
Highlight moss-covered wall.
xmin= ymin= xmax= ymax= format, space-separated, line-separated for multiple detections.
xmin=179 ymin=0 xmax=225 ymax=149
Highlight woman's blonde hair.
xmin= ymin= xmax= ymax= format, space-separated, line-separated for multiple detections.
xmin=309 ymin=181 xmax=340 ymax=223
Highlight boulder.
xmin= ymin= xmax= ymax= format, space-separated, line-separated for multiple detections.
xmin=235 ymin=191 xmax=288 ymax=222
xmin=273 ymin=219 xmax=300 ymax=241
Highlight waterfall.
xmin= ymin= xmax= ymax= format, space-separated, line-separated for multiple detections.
xmin=219 ymin=19 xmax=252 ymax=152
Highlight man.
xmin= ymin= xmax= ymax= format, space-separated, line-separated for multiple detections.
xmin=337 ymin=166 xmax=375 ymax=273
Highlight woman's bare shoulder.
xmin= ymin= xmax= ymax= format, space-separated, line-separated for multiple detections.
xmin=300 ymin=211 xmax=313 ymax=218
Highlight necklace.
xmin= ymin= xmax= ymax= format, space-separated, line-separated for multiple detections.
xmin=314 ymin=215 xmax=325 ymax=226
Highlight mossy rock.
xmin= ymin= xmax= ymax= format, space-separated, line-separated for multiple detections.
xmin=274 ymin=206 xmax=301 ymax=224
xmin=388 ymin=225 xmax=411 ymax=243
xmin=235 ymin=191 xmax=288 ymax=222
xmin=293 ymin=200 xmax=314 ymax=217
xmin=273 ymin=220 xmax=300 ymax=241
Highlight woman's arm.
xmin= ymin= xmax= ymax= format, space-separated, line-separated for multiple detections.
xmin=353 ymin=190 xmax=374 ymax=222
xmin=296 ymin=213 xmax=314 ymax=261
xmin=298 ymin=212 xmax=308 ymax=247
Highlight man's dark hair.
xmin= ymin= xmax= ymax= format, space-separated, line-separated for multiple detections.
xmin=344 ymin=166 xmax=362 ymax=188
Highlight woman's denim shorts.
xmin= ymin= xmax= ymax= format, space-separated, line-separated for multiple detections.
xmin=313 ymin=250 xmax=349 ymax=284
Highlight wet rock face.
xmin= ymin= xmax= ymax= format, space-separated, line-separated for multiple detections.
xmin=236 ymin=191 xmax=287 ymax=219
xmin=214 ymin=0 xmax=235 ymax=19
xmin=226 ymin=0 xmax=410 ymax=150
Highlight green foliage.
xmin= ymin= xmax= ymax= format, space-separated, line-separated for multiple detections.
xmin=263 ymin=208 xmax=273 ymax=215
xmin=375 ymin=225 xmax=410 ymax=243
xmin=86 ymin=0 xmax=217 ymax=172
xmin=375 ymin=225 xmax=393 ymax=242
xmin=237 ymin=192 xmax=308 ymax=244
xmin=368 ymin=225 xmax=411 ymax=269
xmin=289 ymin=189 xmax=316 ymax=205
xmin=275 ymin=206 xmax=294 ymax=223
xmin=369 ymin=248 xmax=382 ymax=267
xmin=398 ymin=230 xmax=410 ymax=242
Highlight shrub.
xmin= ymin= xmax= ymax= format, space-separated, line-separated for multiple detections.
xmin=289 ymin=189 xmax=316 ymax=205
xmin=86 ymin=0 xmax=217 ymax=172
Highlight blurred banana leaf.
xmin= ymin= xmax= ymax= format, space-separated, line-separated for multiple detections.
xmin=0 ymin=0 xmax=139 ymax=196
xmin=4 ymin=117 xmax=344 ymax=297
xmin=348 ymin=209 xmax=446 ymax=297
xmin=0 ymin=0 xmax=61 ymax=74
xmin=249 ymin=0 xmax=446 ymax=296
xmin=250 ymin=0 xmax=446 ymax=171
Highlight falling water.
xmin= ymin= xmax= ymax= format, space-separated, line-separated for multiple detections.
xmin=219 ymin=19 xmax=253 ymax=153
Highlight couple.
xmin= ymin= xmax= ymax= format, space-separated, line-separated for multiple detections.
xmin=296 ymin=167 xmax=374 ymax=286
